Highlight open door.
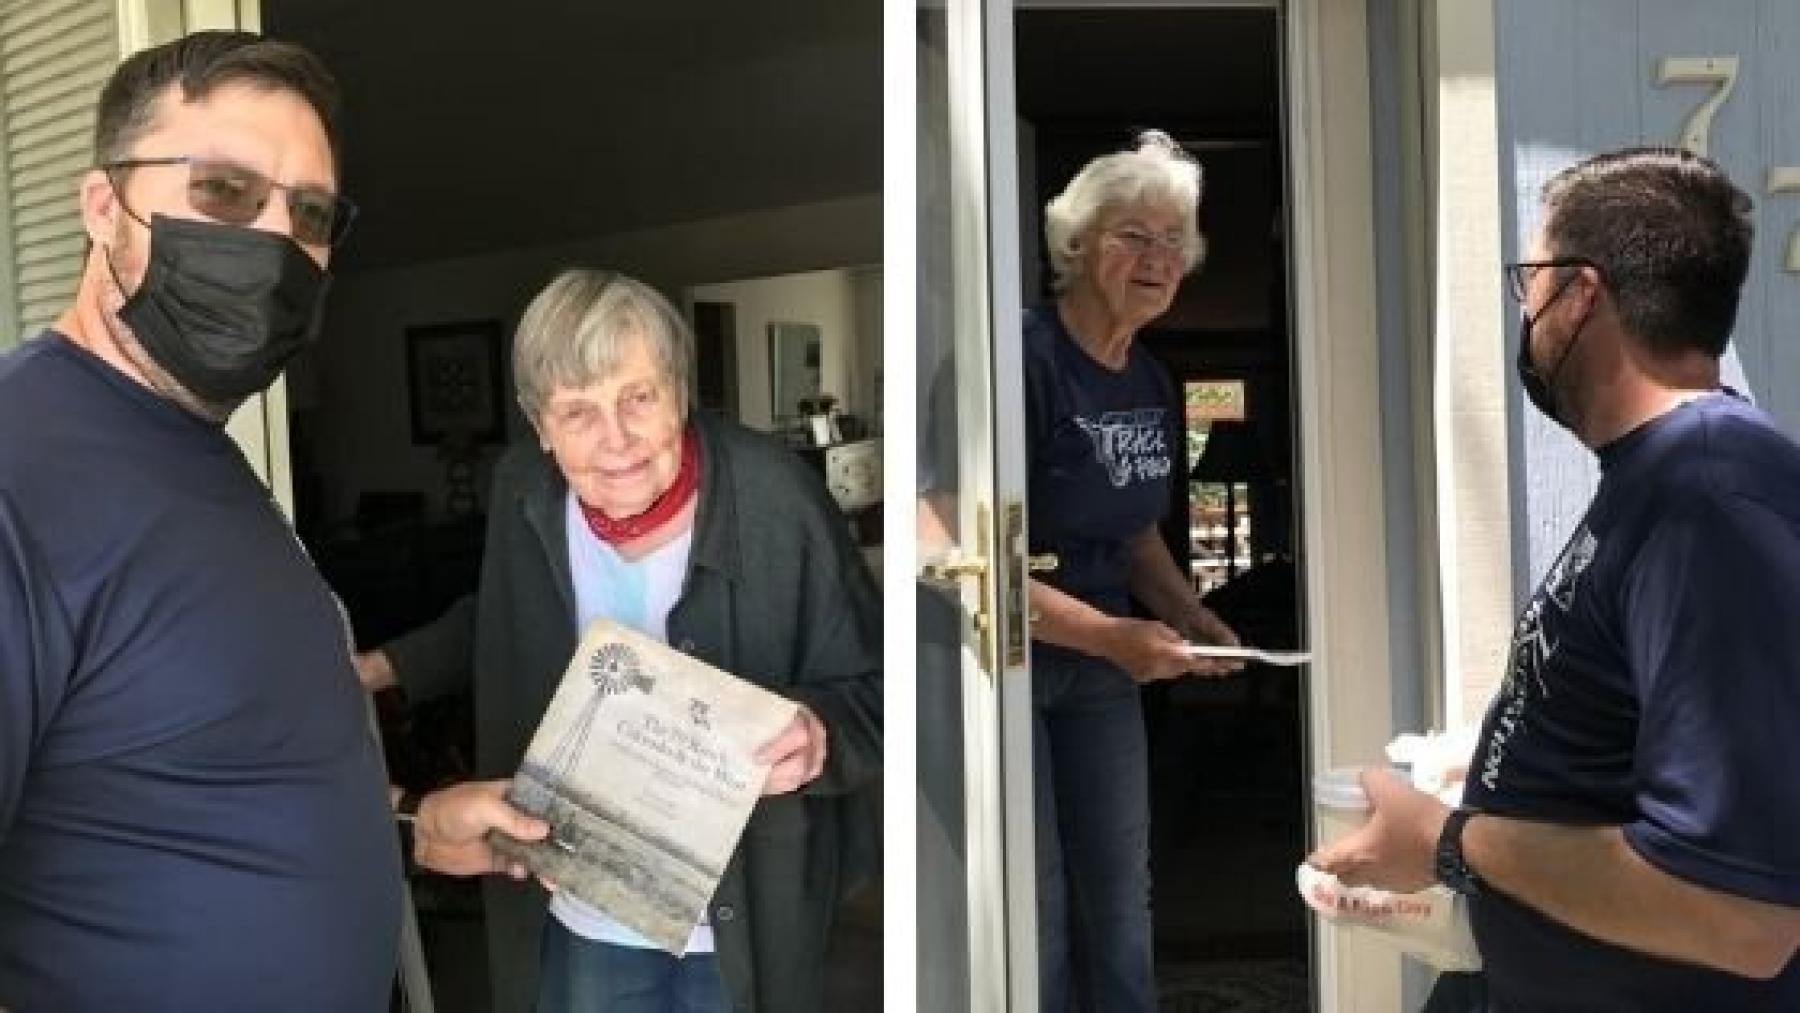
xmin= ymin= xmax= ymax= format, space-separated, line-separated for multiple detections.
xmin=919 ymin=0 xmax=1405 ymax=1009
xmin=916 ymin=1 xmax=1041 ymax=1010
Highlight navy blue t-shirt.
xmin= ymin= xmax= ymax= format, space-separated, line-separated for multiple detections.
xmin=0 ymin=336 xmax=400 ymax=1010
xmin=1462 ymin=392 xmax=1800 ymax=1010
xmin=1023 ymin=306 xmax=1178 ymax=624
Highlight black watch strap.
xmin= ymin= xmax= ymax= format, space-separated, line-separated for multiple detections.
xmin=1435 ymin=807 xmax=1484 ymax=896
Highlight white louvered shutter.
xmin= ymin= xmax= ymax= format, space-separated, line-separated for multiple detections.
xmin=0 ymin=0 xmax=117 ymax=347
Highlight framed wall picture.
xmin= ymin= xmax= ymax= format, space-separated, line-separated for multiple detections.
xmin=406 ymin=319 xmax=506 ymax=445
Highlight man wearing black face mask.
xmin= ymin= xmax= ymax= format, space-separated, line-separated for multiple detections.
xmin=1312 ymin=147 xmax=1800 ymax=1011
xmin=0 ymin=32 xmax=401 ymax=1011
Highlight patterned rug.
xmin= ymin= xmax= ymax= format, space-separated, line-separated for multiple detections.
xmin=1158 ymin=959 xmax=1311 ymax=1013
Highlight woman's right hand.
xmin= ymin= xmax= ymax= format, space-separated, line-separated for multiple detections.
xmin=1099 ymin=617 xmax=1199 ymax=683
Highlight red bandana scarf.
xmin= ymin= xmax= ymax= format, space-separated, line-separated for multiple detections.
xmin=578 ymin=429 xmax=701 ymax=544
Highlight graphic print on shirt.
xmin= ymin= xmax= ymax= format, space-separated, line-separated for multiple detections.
xmin=1478 ymin=523 xmax=1598 ymax=792
xmin=1074 ymin=409 xmax=1171 ymax=488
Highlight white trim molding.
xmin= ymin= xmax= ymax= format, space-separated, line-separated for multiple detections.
xmin=1286 ymin=0 xmax=1402 ymax=1008
xmin=1429 ymin=0 xmax=1512 ymax=730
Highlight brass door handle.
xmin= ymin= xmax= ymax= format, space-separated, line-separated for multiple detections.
xmin=921 ymin=555 xmax=989 ymax=584
xmin=1027 ymin=553 xmax=1059 ymax=574
xmin=919 ymin=505 xmax=999 ymax=676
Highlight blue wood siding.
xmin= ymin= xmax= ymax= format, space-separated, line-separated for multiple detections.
xmin=1498 ymin=0 xmax=1800 ymax=591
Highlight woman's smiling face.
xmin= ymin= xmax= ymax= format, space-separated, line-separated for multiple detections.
xmin=1078 ymin=202 xmax=1189 ymax=330
xmin=536 ymin=332 xmax=685 ymax=519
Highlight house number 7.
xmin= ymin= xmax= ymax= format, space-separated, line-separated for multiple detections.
xmin=1657 ymin=56 xmax=1737 ymax=158
xmin=1658 ymin=56 xmax=1800 ymax=276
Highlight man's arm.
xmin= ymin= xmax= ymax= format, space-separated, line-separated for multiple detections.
xmin=1466 ymin=812 xmax=1800 ymax=979
xmin=0 ymin=511 xmax=33 ymax=841
xmin=1309 ymin=770 xmax=1800 ymax=980
xmin=0 ymin=496 xmax=72 ymax=842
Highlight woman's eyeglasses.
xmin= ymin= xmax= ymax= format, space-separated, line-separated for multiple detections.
xmin=101 ymin=156 xmax=358 ymax=248
xmin=1104 ymin=226 xmax=1186 ymax=259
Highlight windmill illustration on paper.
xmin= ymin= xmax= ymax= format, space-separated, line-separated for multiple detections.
xmin=515 ymin=640 xmax=656 ymax=846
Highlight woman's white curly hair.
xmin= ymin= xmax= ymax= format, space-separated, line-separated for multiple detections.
xmin=1043 ymin=129 xmax=1206 ymax=292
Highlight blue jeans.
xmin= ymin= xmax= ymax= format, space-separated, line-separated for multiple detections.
xmin=1033 ymin=648 xmax=1155 ymax=1012
xmin=536 ymin=920 xmax=727 ymax=1013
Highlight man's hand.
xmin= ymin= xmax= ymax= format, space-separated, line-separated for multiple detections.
xmin=413 ymin=780 xmax=549 ymax=879
xmin=1307 ymin=768 xmax=1449 ymax=894
xmin=354 ymin=649 xmax=396 ymax=692
xmin=756 ymin=704 xmax=828 ymax=795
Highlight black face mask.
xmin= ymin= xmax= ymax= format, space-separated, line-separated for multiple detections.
xmin=1515 ymin=274 xmax=1586 ymax=429
xmin=110 ymin=214 xmax=331 ymax=406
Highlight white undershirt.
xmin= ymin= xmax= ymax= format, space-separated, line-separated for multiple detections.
xmin=549 ymin=490 xmax=711 ymax=952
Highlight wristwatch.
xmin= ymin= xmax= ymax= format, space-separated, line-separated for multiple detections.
xmin=1434 ymin=807 xmax=1484 ymax=896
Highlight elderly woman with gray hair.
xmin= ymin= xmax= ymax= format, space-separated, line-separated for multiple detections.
xmin=1021 ymin=130 xmax=1242 ymax=1010
xmin=358 ymin=269 xmax=881 ymax=1013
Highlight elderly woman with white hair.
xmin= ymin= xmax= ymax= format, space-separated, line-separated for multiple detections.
xmin=358 ymin=269 xmax=882 ymax=1013
xmin=1022 ymin=130 xmax=1242 ymax=1010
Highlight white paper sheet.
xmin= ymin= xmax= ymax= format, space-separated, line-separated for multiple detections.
xmin=1182 ymin=644 xmax=1312 ymax=666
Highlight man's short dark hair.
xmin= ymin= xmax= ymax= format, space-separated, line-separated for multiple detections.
xmin=1542 ymin=146 xmax=1752 ymax=358
xmin=93 ymin=30 xmax=340 ymax=169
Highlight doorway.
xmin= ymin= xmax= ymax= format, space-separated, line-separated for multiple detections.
xmin=915 ymin=0 xmax=1412 ymax=1005
xmin=1013 ymin=7 xmax=1309 ymax=1009
xmin=256 ymin=3 xmax=884 ymax=1009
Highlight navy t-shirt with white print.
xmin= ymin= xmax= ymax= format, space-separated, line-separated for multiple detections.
xmin=1023 ymin=305 xmax=1178 ymax=629
xmin=1461 ymin=392 xmax=1800 ymax=1010
xmin=0 ymin=335 xmax=401 ymax=1010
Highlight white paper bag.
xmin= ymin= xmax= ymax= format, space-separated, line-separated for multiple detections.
xmin=1296 ymin=863 xmax=1483 ymax=972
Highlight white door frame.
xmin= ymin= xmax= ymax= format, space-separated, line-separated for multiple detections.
xmin=116 ymin=0 xmax=294 ymax=516
xmin=975 ymin=0 xmax=1041 ymax=1001
xmin=1283 ymin=0 xmax=1407 ymax=1007
xmin=1426 ymin=0 xmax=1512 ymax=731
xmin=915 ymin=1 xmax=1043 ymax=1008
xmin=940 ymin=0 xmax=1041 ymax=1005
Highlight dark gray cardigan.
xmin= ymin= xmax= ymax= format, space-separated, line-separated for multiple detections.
xmin=388 ymin=412 xmax=882 ymax=1013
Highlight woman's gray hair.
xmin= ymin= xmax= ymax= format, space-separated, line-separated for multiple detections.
xmin=512 ymin=268 xmax=694 ymax=423
xmin=1043 ymin=129 xmax=1206 ymax=292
